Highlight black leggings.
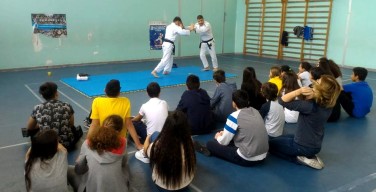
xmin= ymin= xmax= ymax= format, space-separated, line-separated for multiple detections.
xmin=338 ymin=91 xmax=354 ymax=117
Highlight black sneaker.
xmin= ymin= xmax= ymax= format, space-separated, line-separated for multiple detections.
xmin=193 ymin=141 xmax=211 ymax=156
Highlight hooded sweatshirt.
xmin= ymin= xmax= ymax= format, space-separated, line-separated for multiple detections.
xmin=75 ymin=139 xmax=129 ymax=192
xmin=210 ymin=82 xmax=237 ymax=122
xmin=176 ymin=88 xmax=214 ymax=134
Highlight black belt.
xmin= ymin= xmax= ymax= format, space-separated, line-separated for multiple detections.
xmin=199 ymin=38 xmax=213 ymax=49
xmin=164 ymin=39 xmax=175 ymax=55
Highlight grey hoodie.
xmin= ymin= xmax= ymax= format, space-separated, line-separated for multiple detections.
xmin=75 ymin=140 xmax=129 ymax=192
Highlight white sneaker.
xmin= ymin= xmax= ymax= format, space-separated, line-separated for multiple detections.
xmin=135 ymin=149 xmax=150 ymax=163
xmin=297 ymin=156 xmax=323 ymax=170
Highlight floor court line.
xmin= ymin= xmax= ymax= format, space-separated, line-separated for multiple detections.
xmin=190 ymin=184 xmax=203 ymax=192
xmin=0 ymin=142 xmax=29 ymax=150
xmin=57 ymin=90 xmax=90 ymax=114
xmin=329 ymin=172 xmax=376 ymax=192
xmin=24 ymin=84 xmax=44 ymax=103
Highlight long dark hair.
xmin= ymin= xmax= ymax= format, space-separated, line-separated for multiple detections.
xmin=281 ymin=72 xmax=301 ymax=96
xmin=241 ymin=67 xmax=260 ymax=97
xmin=318 ymin=57 xmax=342 ymax=78
xmin=25 ymin=130 xmax=58 ymax=191
xmin=150 ymin=111 xmax=196 ymax=189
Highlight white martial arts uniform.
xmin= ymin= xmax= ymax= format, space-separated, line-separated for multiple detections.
xmin=154 ymin=22 xmax=190 ymax=74
xmin=194 ymin=21 xmax=218 ymax=69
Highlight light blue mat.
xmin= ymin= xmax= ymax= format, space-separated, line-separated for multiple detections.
xmin=60 ymin=66 xmax=237 ymax=97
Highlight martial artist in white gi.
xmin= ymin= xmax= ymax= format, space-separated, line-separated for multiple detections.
xmin=151 ymin=17 xmax=193 ymax=78
xmin=194 ymin=15 xmax=218 ymax=71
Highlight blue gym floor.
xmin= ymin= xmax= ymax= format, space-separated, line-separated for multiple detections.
xmin=0 ymin=54 xmax=375 ymax=192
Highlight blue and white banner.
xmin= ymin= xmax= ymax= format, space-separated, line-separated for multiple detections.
xmin=149 ymin=24 xmax=166 ymax=50
xmin=31 ymin=14 xmax=67 ymax=38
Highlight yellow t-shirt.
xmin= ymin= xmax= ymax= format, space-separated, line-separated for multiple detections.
xmin=268 ymin=77 xmax=282 ymax=93
xmin=90 ymin=97 xmax=131 ymax=137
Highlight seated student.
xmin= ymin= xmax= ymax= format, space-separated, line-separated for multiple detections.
xmin=338 ymin=67 xmax=373 ymax=118
xmin=72 ymin=115 xmax=129 ymax=192
xmin=132 ymin=82 xmax=168 ymax=144
xmin=88 ymin=79 xmax=142 ymax=149
xmin=269 ymin=75 xmax=341 ymax=170
xmin=240 ymin=67 xmax=266 ymax=110
xmin=280 ymin=72 xmax=301 ymax=123
xmin=260 ymin=83 xmax=285 ymax=137
xmin=297 ymin=62 xmax=312 ymax=87
xmin=309 ymin=67 xmax=325 ymax=86
xmin=280 ymin=65 xmax=292 ymax=77
xmin=268 ymin=66 xmax=282 ymax=93
xmin=141 ymin=111 xmax=196 ymax=191
xmin=25 ymin=129 xmax=70 ymax=192
xmin=317 ymin=58 xmax=342 ymax=122
xmin=210 ymin=69 xmax=237 ymax=122
xmin=309 ymin=66 xmax=340 ymax=122
xmin=26 ymin=82 xmax=81 ymax=151
xmin=204 ymin=90 xmax=269 ymax=167
xmin=177 ymin=75 xmax=214 ymax=135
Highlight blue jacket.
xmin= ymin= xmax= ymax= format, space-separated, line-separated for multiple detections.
xmin=177 ymin=88 xmax=214 ymax=134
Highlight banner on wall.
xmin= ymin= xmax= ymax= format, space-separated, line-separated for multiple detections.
xmin=149 ymin=22 xmax=166 ymax=50
xmin=31 ymin=14 xmax=67 ymax=38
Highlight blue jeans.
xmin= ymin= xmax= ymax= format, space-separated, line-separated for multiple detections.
xmin=206 ymin=140 xmax=264 ymax=167
xmin=133 ymin=121 xmax=147 ymax=144
xmin=269 ymin=134 xmax=321 ymax=163
xmin=150 ymin=131 xmax=160 ymax=142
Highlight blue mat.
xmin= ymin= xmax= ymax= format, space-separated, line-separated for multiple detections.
xmin=60 ymin=66 xmax=237 ymax=97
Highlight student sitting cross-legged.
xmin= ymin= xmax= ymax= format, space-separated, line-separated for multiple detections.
xmin=176 ymin=75 xmax=215 ymax=135
xmin=70 ymin=115 xmax=130 ymax=192
xmin=259 ymin=82 xmax=285 ymax=138
xmin=210 ymin=69 xmax=237 ymax=122
xmin=204 ymin=90 xmax=269 ymax=167
xmin=132 ymin=82 xmax=168 ymax=143
xmin=25 ymin=130 xmax=71 ymax=192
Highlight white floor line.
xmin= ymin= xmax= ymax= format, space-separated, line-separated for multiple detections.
xmin=190 ymin=184 xmax=203 ymax=192
xmin=25 ymin=84 xmax=44 ymax=103
xmin=58 ymin=90 xmax=90 ymax=114
xmin=0 ymin=142 xmax=29 ymax=150
xmin=329 ymin=172 xmax=376 ymax=192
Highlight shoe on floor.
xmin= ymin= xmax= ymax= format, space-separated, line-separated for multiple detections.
xmin=83 ymin=118 xmax=91 ymax=130
xmin=201 ymin=67 xmax=210 ymax=71
xmin=315 ymin=155 xmax=325 ymax=168
xmin=193 ymin=141 xmax=211 ymax=156
xmin=135 ymin=149 xmax=150 ymax=163
xmin=297 ymin=156 xmax=323 ymax=170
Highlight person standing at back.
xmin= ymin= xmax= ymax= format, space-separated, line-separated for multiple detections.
xmin=193 ymin=15 xmax=219 ymax=71
xmin=151 ymin=17 xmax=194 ymax=78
